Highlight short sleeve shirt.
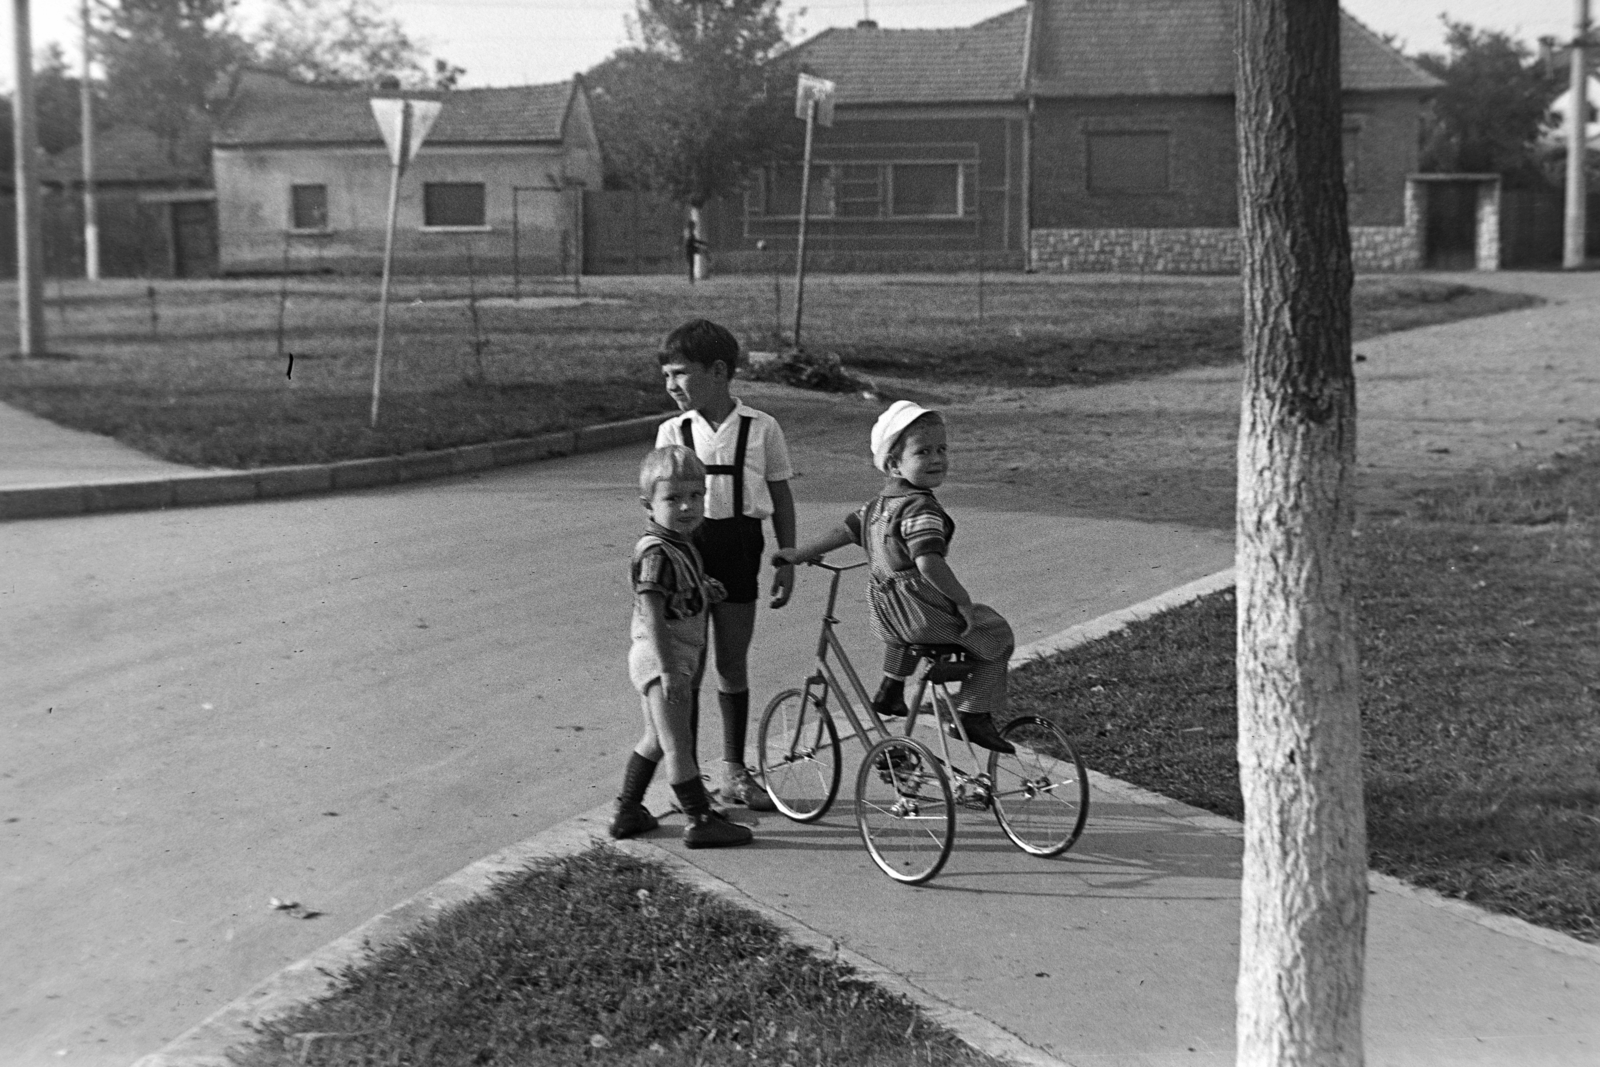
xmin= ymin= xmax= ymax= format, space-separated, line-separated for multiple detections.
xmin=654 ymin=400 xmax=793 ymax=521
xmin=844 ymin=484 xmax=955 ymax=566
xmin=632 ymin=526 xmax=717 ymax=619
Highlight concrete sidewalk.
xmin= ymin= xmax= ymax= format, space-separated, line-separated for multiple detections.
xmin=0 ymin=400 xmax=666 ymax=520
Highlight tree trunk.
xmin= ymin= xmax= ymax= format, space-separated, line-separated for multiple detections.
xmin=1234 ymin=2 xmax=1366 ymax=1065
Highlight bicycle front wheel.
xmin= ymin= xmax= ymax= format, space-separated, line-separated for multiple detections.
xmin=855 ymin=736 xmax=954 ymax=885
xmin=757 ymin=688 xmax=840 ymax=822
xmin=987 ymin=715 xmax=1089 ymax=857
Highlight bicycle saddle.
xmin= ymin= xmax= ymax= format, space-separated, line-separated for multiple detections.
xmin=909 ymin=644 xmax=975 ymax=683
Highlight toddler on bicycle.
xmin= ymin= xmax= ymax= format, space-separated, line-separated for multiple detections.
xmin=773 ymin=401 xmax=1015 ymax=753
xmin=609 ymin=445 xmax=754 ymax=848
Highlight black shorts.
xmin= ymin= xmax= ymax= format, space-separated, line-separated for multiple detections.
xmin=693 ymin=516 xmax=765 ymax=604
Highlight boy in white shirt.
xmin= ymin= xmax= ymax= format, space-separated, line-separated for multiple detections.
xmin=655 ymin=319 xmax=797 ymax=811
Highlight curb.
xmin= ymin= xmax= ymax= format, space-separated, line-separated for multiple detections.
xmin=0 ymin=414 xmax=669 ymax=522
xmin=128 ymin=568 xmax=1600 ymax=1066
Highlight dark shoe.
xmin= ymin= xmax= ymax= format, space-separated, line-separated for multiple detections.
xmin=870 ymin=694 xmax=909 ymax=720
xmin=721 ymin=764 xmax=776 ymax=812
xmin=609 ymin=801 xmax=659 ymax=839
xmin=683 ymin=809 xmax=754 ymax=849
xmin=951 ymin=712 xmax=1014 ymax=754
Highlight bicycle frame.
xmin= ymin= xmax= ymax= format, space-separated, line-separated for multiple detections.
xmin=799 ymin=561 xmax=893 ymax=748
xmin=800 ymin=561 xmax=986 ymax=779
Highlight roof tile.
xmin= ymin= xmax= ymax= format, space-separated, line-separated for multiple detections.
xmin=214 ymin=70 xmax=576 ymax=146
xmin=790 ymin=1 xmax=1437 ymax=104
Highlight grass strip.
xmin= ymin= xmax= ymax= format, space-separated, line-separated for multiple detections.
xmin=0 ymin=277 xmax=1535 ymax=469
xmin=233 ymin=847 xmax=1005 ymax=1067
xmin=1010 ymin=445 xmax=1600 ymax=943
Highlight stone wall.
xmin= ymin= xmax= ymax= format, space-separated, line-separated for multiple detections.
xmin=1030 ymin=224 xmax=1420 ymax=274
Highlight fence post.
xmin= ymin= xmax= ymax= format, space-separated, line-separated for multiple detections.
xmin=276 ymin=234 xmax=291 ymax=365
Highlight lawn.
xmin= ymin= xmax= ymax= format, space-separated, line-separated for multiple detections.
xmin=233 ymin=847 xmax=1006 ymax=1067
xmin=0 ymin=273 xmax=1533 ymax=468
xmin=1011 ymin=442 xmax=1600 ymax=943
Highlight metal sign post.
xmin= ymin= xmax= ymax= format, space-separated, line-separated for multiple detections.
xmin=368 ymin=97 xmax=441 ymax=428
xmin=791 ymin=73 xmax=834 ymax=350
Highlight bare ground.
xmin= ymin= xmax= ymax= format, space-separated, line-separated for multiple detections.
xmin=743 ymin=271 xmax=1600 ymax=529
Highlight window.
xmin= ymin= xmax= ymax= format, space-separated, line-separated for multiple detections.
xmin=836 ymin=164 xmax=883 ymax=217
xmin=890 ymin=163 xmax=961 ymax=217
xmin=423 ymin=182 xmax=487 ymax=227
xmin=1085 ymin=131 xmax=1170 ymax=195
xmin=764 ymin=165 xmax=833 ymax=216
xmin=290 ymin=184 xmax=328 ymax=230
xmin=760 ymin=160 xmax=967 ymax=218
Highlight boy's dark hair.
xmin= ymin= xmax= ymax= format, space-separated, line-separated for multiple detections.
xmin=658 ymin=318 xmax=741 ymax=376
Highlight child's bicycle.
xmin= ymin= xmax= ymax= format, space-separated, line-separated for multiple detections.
xmin=757 ymin=559 xmax=1090 ymax=884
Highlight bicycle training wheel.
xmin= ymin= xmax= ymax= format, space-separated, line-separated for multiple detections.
xmin=987 ymin=716 xmax=1089 ymax=857
xmin=757 ymin=688 xmax=840 ymax=822
xmin=855 ymin=736 xmax=954 ymax=885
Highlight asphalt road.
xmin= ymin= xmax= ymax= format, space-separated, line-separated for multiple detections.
xmin=2 ymin=442 xmax=1231 ymax=1066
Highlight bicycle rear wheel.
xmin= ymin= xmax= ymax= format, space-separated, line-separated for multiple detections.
xmin=855 ymin=736 xmax=954 ymax=885
xmin=758 ymin=688 xmax=840 ymax=822
xmin=987 ymin=716 xmax=1089 ymax=857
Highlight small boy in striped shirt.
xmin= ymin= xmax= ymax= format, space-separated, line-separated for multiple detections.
xmin=773 ymin=401 xmax=1014 ymax=753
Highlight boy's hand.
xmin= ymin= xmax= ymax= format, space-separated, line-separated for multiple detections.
xmin=956 ymin=602 xmax=976 ymax=636
xmin=770 ymin=548 xmax=803 ymax=568
xmin=769 ymin=560 xmax=795 ymax=609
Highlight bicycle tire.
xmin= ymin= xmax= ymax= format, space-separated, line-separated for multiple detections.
xmin=855 ymin=736 xmax=954 ymax=885
xmin=757 ymin=687 xmax=840 ymax=822
xmin=987 ymin=715 xmax=1089 ymax=857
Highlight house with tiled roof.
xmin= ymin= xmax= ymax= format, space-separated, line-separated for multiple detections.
xmin=733 ymin=0 xmax=1442 ymax=273
xmin=211 ymin=70 xmax=602 ymax=274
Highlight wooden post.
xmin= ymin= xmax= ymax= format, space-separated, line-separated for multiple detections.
xmin=511 ymin=187 xmax=521 ymax=300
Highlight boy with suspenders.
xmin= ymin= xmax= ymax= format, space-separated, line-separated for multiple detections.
xmin=655 ymin=319 xmax=797 ymax=812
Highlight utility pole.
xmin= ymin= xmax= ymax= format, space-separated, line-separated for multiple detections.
xmin=81 ymin=0 xmax=100 ymax=280
xmin=1564 ymin=0 xmax=1591 ymax=269
xmin=12 ymin=0 xmax=47 ymax=356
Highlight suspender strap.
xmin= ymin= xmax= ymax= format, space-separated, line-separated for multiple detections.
xmin=680 ymin=415 xmax=755 ymax=518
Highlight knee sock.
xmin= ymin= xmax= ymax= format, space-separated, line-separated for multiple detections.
xmin=718 ymin=690 xmax=749 ymax=766
xmin=618 ymin=752 xmax=658 ymax=807
xmin=671 ymin=775 xmax=713 ymax=818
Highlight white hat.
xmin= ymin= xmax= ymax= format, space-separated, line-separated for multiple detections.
xmin=870 ymin=400 xmax=938 ymax=473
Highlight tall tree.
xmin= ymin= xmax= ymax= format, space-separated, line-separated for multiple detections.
xmin=1415 ymin=19 xmax=1559 ymax=186
xmin=1234 ymin=1 xmax=1366 ymax=1065
xmin=94 ymin=0 xmax=246 ymax=162
xmin=585 ymin=0 xmax=800 ymax=275
xmin=34 ymin=43 xmax=94 ymax=155
xmin=249 ymin=0 xmax=449 ymax=88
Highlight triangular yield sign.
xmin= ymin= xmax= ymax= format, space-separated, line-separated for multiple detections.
xmin=370 ymin=98 xmax=443 ymax=172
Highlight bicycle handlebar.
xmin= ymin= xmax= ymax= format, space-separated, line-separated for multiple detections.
xmin=804 ymin=558 xmax=867 ymax=574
